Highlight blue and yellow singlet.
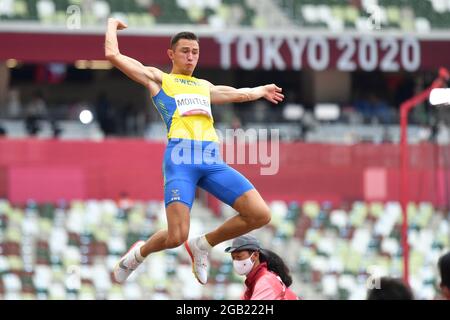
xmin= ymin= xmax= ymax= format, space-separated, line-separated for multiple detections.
xmin=151 ymin=72 xmax=254 ymax=209
xmin=152 ymin=73 xmax=218 ymax=142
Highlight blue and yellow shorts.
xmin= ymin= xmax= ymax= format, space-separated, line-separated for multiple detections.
xmin=163 ymin=138 xmax=254 ymax=209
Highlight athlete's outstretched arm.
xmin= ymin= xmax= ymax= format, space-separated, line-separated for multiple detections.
xmin=205 ymin=81 xmax=284 ymax=105
xmin=105 ymin=18 xmax=162 ymax=88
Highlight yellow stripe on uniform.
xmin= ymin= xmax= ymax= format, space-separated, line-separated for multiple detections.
xmin=157 ymin=73 xmax=219 ymax=143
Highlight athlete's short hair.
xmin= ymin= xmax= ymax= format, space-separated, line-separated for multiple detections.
xmin=170 ymin=31 xmax=199 ymax=49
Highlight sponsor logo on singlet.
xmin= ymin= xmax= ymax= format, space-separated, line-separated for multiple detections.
xmin=174 ymin=78 xmax=201 ymax=86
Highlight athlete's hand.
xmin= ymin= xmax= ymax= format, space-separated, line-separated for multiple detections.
xmin=262 ymin=84 xmax=284 ymax=104
xmin=108 ymin=17 xmax=128 ymax=30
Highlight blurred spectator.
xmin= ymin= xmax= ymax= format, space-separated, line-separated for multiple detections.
xmin=95 ymin=93 xmax=115 ymax=136
xmin=438 ymin=251 xmax=450 ymax=300
xmin=118 ymin=191 xmax=134 ymax=211
xmin=231 ymin=115 xmax=242 ymax=130
xmin=436 ymin=121 xmax=450 ymax=144
xmin=341 ymin=104 xmax=363 ymax=124
xmin=395 ymin=75 xmax=415 ymax=107
xmin=253 ymin=100 xmax=270 ymax=122
xmin=300 ymin=111 xmax=316 ymax=140
xmin=0 ymin=122 xmax=6 ymax=137
xmin=122 ymin=102 xmax=143 ymax=136
xmin=50 ymin=120 xmax=62 ymax=138
xmin=354 ymin=94 xmax=394 ymax=124
xmin=367 ymin=277 xmax=414 ymax=300
xmin=369 ymin=94 xmax=394 ymax=124
xmin=25 ymin=91 xmax=48 ymax=136
xmin=5 ymin=88 xmax=21 ymax=118
xmin=382 ymin=126 xmax=393 ymax=143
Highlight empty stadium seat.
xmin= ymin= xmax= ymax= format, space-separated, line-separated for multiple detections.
xmin=0 ymin=197 xmax=447 ymax=299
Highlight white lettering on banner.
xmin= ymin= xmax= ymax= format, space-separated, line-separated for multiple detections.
xmin=175 ymin=94 xmax=212 ymax=118
xmin=237 ymin=36 xmax=259 ymax=70
xmin=337 ymin=36 xmax=357 ymax=71
xmin=263 ymin=37 xmax=286 ymax=70
xmin=307 ymin=36 xmax=329 ymax=71
xmin=215 ymin=35 xmax=421 ymax=71
xmin=286 ymin=37 xmax=307 ymax=70
xmin=216 ymin=34 xmax=236 ymax=69
xmin=402 ymin=36 xmax=421 ymax=72
xmin=380 ymin=37 xmax=400 ymax=72
xmin=359 ymin=37 xmax=378 ymax=71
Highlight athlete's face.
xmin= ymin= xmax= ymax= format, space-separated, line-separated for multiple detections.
xmin=168 ymin=39 xmax=199 ymax=75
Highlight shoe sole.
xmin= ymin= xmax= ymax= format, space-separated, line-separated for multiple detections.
xmin=184 ymin=241 xmax=206 ymax=285
xmin=113 ymin=240 xmax=145 ymax=283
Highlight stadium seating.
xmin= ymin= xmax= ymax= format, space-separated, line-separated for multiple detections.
xmin=0 ymin=118 xmax=433 ymax=144
xmin=0 ymin=0 xmax=257 ymax=28
xmin=0 ymin=197 xmax=447 ymax=299
xmin=1 ymin=0 xmax=449 ymax=30
xmin=277 ymin=0 xmax=450 ymax=31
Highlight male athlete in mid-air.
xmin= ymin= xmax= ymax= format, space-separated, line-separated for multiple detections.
xmin=105 ymin=18 xmax=284 ymax=285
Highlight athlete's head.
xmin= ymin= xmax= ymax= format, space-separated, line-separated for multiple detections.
xmin=168 ymin=31 xmax=199 ymax=76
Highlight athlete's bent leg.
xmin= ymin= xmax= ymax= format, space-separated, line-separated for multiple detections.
xmin=140 ymin=202 xmax=190 ymax=257
xmin=204 ymin=189 xmax=271 ymax=247
xmin=113 ymin=202 xmax=190 ymax=283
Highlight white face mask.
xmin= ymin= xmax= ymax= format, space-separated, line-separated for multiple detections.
xmin=233 ymin=252 xmax=255 ymax=276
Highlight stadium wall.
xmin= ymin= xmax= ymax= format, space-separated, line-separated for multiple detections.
xmin=0 ymin=139 xmax=447 ymax=207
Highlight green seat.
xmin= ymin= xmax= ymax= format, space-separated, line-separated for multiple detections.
xmin=5 ymin=227 xmax=22 ymax=244
xmin=344 ymin=249 xmax=362 ymax=274
xmin=140 ymin=13 xmax=155 ymax=27
xmin=407 ymin=202 xmax=418 ymax=225
xmin=216 ymin=4 xmax=231 ymax=22
xmin=303 ymin=201 xmax=320 ymax=219
xmin=331 ymin=5 xmax=345 ymax=23
xmin=344 ymin=5 xmax=359 ymax=25
xmin=410 ymin=250 xmax=424 ymax=275
xmin=8 ymin=256 xmax=24 ymax=271
xmin=252 ymin=14 xmax=267 ymax=28
xmin=40 ymin=203 xmax=55 ymax=220
xmin=386 ymin=6 xmax=401 ymax=26
xmin=53 ymin=0 xmax=70 ymax=11
xmin=14 ymin=0 xmax=29 ymax=18
xmin=349 ymin=202 xmax=368 ymax=227
xmin=81 ymin=12 xmax=97 ymax=26
xmin=186 ymin=6 xmax=205 ymax=23
xmin=38 ymin=218 xmax=53 ymax=238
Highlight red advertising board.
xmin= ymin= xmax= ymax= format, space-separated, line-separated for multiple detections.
xmin=1 ymin=32 xmax=450 ymax=71
xmin=0 ymin=138 xmax=447 ymax=207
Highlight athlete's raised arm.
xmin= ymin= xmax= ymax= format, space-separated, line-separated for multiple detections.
xmin=105 ymin=18 xmax=162 ymax=91
xmin=204 ymin=80 xmax=284 ymax=105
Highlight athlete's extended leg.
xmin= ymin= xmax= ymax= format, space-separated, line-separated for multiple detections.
xmin=204 ymin=189 xmax=271 ymax=246
xmin=113 ymin=202 xmax=190 ymax=283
